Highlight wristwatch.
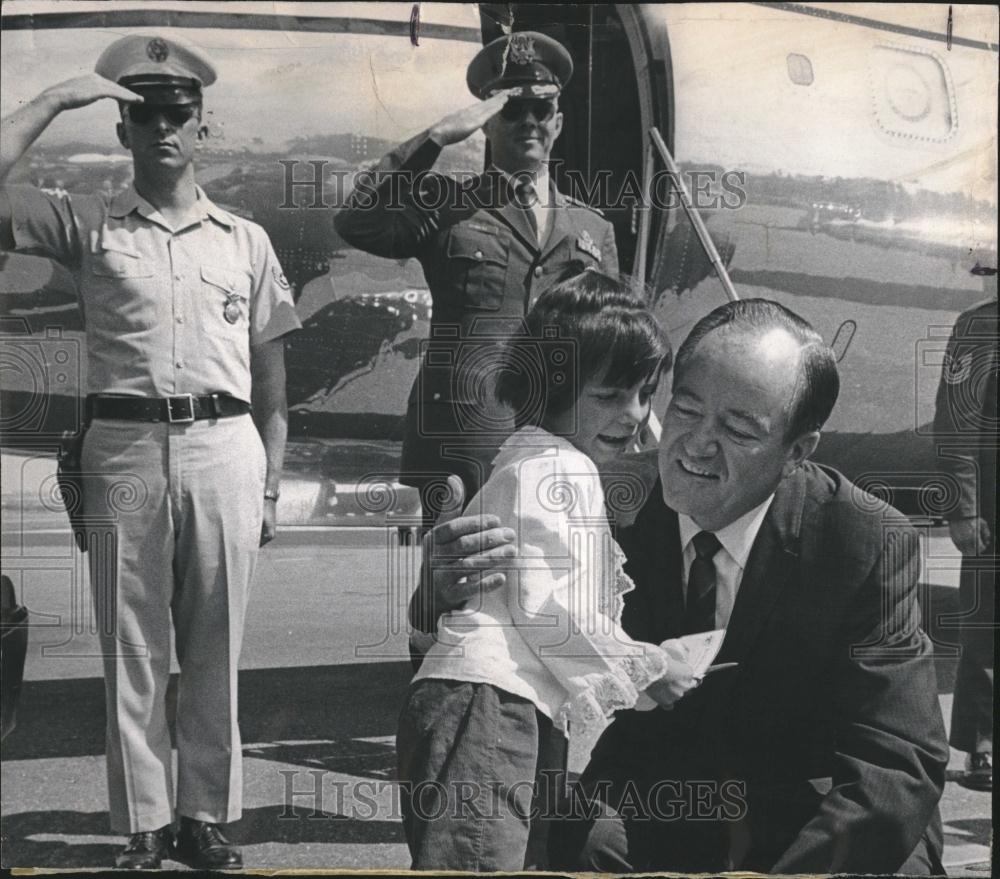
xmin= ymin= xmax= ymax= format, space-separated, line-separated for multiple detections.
xmin=264 ymin=489 xmax=280 ymax=502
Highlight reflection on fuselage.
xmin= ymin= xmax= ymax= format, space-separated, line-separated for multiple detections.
xmin=1 ymin=3 xmax=996 ymax=522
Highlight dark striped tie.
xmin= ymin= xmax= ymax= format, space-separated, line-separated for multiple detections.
xmin=513 ymin=179 xmax=539 ymax=238
xmin=684 ymin=531 xmax=722 ymax=634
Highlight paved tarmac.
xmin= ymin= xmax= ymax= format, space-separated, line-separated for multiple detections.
xmin=0 ymin=452 xmax=993 ymax=872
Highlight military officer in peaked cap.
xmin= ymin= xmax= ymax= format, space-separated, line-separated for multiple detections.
xmin=335 ymin=30 xmax=618 ymax=526
xmin=1 ymin=34 xmax=301 ymax=868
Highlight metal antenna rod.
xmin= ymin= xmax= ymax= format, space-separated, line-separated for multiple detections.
xmin=649 ymin=126 xmax=739 ymax=301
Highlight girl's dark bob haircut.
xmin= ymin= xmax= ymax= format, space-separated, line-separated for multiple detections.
xmin=495 ymin=264 xmax=671 ymax=429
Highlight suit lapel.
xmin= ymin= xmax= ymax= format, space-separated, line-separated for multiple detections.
xmin=715 ymin=468 xmax=806 ymax=665
xmin=620 ymin=477 xmax=686 ymax=644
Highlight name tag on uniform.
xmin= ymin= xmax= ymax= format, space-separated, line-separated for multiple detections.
xmin=576 ymin=230 xmax=601 ymax=261
xmin=468 ymin=222 xmax=501 ymax=235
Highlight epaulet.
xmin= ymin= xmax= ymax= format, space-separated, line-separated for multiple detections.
xmin=563 ymin=193 xmax=605 ymax=217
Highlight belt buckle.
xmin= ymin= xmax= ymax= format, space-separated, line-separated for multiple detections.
xmin=166 ymin=394 xmax=195 ymax=423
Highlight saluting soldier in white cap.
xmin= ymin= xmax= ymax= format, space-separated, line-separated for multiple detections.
xmin=335 ymin=31 xmax=619 ymax=526
xmin=0 ymin=34 xmax=301 ymax=869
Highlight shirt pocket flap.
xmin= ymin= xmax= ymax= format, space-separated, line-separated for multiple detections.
xmin=90 ymin=242 xmax=152 ymax=278
xmin=201 ymin=265 xmax=251 ymax=298
xmin=446 ymin=229 xmax=508 ymax=267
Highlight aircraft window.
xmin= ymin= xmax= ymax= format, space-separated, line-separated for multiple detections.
xmin=786 ymin=53 xmax=814 ymax=86
xmin=869 ymin=44 xmax=957 ymax=142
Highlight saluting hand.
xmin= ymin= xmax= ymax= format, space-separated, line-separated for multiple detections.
xmin=41 ymin=74 xmax=144 ymax=112
xmin=428 ymin=92 xmax=510 ymax=147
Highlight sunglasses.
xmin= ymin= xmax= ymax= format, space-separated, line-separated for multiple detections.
xmin=499 ymin=99 xmax=558 ymax=123
xmin=127 ymin=104 xmax=200 ymax=126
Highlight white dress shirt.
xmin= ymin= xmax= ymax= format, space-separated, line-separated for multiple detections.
xmin=677 ymin=495 xmax=775 ymax=629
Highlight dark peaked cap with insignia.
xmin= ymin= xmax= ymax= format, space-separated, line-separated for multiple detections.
xmin=95 ymin=35 xmax=217 ymax=104
xmin=467 ymin=31 xmax=573 ymax=99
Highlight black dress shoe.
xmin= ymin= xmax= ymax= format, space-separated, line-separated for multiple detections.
xmin=173 ymin=818 xmax=243 ymax=869
xmin=115 ymin=826 xmax=173 ymax=869
xmin=959 ymin=752 xmax=992 ymax=792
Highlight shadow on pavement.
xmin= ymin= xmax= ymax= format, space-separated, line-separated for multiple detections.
xmin=230 ymin=804 xmax=405 ymax=846
xmin=0 ymin=810 xmax=117 ymax=868
xmin=0 ymin=805 xmax=406 ymax=867
xmin=244 ymin=737 xmax=396 ymax=780
xmin=943 ymin=817 xmax=993 ymax=849
xmin=2 ymin=660 xmax=412 ymax=765
xmin=2 ymin=662 xmax=412 ymax=868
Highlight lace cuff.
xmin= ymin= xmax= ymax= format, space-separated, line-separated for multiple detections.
xmin=598 ymin=543 xmax=638 ymax=624
xmin=556 ymin=644 xmax=670 ymax=734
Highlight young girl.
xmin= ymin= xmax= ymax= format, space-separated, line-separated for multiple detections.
xmin=396 ymin=269 xmax=696 ymax=871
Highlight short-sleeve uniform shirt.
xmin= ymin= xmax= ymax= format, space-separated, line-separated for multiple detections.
xmin=7 ymin=184 xmax=301 ymax=401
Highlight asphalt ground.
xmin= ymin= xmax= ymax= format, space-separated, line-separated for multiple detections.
xmin=0 ymin=453 xmax=993 ymax=873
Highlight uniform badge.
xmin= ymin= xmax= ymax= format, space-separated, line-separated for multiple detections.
xmin=146 ymin=38 xmax=170 ymax=63
xmin=223 ymin=291 xmax=242 ymax=324
xmin=272 ymin=265 xmax=291 ymax=290
xmin=508 ymin=33 xmax=536 ymax=65
xmin=943 ymin=349 xmax=972 ymax=384
xmin=576 ymin=230 xmax=601 ymax=261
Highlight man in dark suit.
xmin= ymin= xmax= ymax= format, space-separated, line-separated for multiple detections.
xmin=414 ymin=299 xmax=948 ymax=873
xmin=335 ymin=31 xmax=617 ymax=521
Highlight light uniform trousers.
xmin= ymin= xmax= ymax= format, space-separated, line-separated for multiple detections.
xmin=82 ymin=414 xmax=266 ymax=833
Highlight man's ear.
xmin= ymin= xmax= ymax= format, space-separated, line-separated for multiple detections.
xmin=781 ymin=430 xmax=820 ymax=478
xmin=552 ymin=111 xmax=564 ymax=141
xmin=116 ymin=122 xmax=129 ymax=150
xmin=197 ymin=122 xmax=209 ymax=142
xmin=481 ymin=115 xmax=498 ymax=143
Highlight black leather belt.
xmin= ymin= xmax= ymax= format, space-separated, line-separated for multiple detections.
xmin=87 ymin=393 xmax=251 ymax=424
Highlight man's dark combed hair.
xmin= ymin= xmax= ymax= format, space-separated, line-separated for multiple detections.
xmin=673 ymin=298 xmax=840 ymax=440
xmin=495 ymin=266 xmax=670 ymax=429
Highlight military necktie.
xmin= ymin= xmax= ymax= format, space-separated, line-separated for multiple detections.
xmin=513 ymin=178 xmax=539 ymax=240
xmin=683 ymin=531 xmax=722 ymax=634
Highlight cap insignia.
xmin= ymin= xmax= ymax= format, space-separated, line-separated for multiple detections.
xmin=508 ymin=33 xmax=536 ymax=66
xmin=147 ymin=38 xmax=170 ymax=63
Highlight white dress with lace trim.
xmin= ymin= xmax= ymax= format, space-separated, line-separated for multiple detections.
xmin=556 ymin=550 xmax=670 ymax=734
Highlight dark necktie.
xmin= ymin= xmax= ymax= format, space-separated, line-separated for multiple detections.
xmin=513 ymin=179 xmax=539 ymax=239
xmin=683 ymin=531 xmax=722 ymax=634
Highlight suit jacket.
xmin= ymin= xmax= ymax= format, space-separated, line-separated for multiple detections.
xmin=334 ymin=133 xmax=618 ymax=497
xmin=587 ymin=453 xmax=949 ymax=873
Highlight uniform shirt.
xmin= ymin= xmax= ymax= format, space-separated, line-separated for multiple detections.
xmin=676 ymin=494 xmax=775 ymax=629
xmin=7 ymin=184 xmax=301 ymax=401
